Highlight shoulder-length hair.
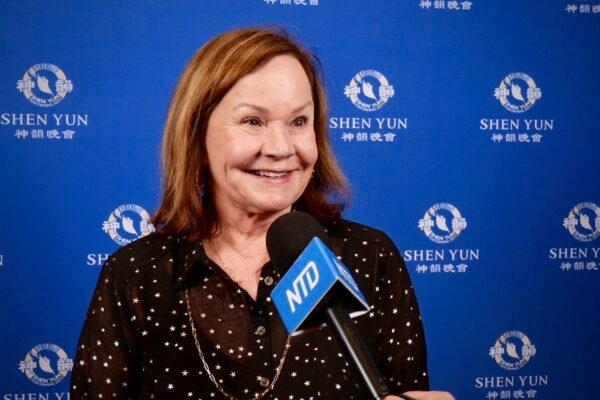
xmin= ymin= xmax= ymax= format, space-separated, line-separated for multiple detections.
xmin=152 ymin=26 xmax=350 ymax=240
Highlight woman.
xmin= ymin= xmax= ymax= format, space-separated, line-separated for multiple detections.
xmin=70 ymin=27 xmax=454 ymax=400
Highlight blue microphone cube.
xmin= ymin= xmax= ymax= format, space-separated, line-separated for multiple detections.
xmin=271 ymin=237 xmax=370 ymax=335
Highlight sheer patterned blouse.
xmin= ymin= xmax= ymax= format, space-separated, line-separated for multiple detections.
xmin=70 ymin=218 xmax=429 ymax=399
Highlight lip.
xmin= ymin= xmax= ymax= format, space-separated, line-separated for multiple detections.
xmin=244 ymin=169 xmax=296 ymax=184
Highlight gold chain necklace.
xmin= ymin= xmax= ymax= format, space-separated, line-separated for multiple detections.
xmin=184 ymin=289 xmax=292 ymax=399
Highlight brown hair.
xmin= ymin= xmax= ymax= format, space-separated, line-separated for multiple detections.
xmin=151 ymin=26 xmax=350 ymax=240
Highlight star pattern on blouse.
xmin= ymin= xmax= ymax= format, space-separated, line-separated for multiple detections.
xmin=70 ymin=221 xmax=429 ymax=398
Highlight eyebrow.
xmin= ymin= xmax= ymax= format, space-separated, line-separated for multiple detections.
xmin=232 ymin=100 xmax=313 ymax=113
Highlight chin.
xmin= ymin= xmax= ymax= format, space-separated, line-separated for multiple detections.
xmin=250 ymin=196 xmax=296 ymax=215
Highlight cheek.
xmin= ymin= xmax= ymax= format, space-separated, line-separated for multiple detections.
xmin=227 ymin=138 xmax=263 ymax=169
xmin=294 ymin=135 xmax=319 ymax=167
xmin=208 ymin=132 xmax=261 ymax=173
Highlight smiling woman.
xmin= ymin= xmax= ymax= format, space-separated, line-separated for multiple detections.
xmin=70 ymin=26 xmax=452 ymax=400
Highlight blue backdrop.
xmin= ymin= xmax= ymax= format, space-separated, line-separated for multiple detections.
xmin=1 ymin=1 xmax=599 ymax=399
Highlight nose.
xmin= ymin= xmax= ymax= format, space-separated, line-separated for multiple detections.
xmin=262 ymin=122 xmax=295 ymax=159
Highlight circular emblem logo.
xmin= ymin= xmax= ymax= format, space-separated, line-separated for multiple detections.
xmin=102 ymin=204 xmax=155 ymax=246
xmin=489 ymin=331 xmax=536 ymax=371
xmin=563 ymin=202 xmax=600 ymax=242
xmin=418 ymin=203 xmax=467 ymax=244
xmin=17 ymin=63 xmax=73 ymax=107
xmin=18 ymin=343 xmax=73 ymax=386
xmin=494 ymin=72 xmax=541 ymax=113
xmin=344 ymin=70 xmax=395 ymax=111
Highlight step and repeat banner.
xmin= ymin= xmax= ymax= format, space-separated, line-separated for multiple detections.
xmin=1 ymin=1 xmax=599 ymax=399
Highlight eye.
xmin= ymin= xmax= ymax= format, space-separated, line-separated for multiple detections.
xmin=243 ymin=117 xmax=262 ymax=127
xmin=293 ymin=116 xmax=309 ymax=127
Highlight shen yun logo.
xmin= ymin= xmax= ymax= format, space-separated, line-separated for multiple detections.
xmin=344 ymin=70 xmax=395 ymax=112
xmin=16 ymin=63 xmax=73 ymax=107
xmin=489 ymin=331 xmax=537 ymax=371
xmin=418 ymin=203 xmax=467 ymax=244
xmin=18 ymin=343 xmax=73 ymax=386
xmin=563 ymin=202 xmax=600 ymax=242
xmin=102 ymin=204 xmax=155 ymax=246
xmin=494 ymin=72 xmax=542 ymax=113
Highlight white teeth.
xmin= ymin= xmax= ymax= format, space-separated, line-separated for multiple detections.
xmin=253 ymin=170 xmax=288 ymax=178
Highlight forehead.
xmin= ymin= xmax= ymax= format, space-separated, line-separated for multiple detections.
xmin=223 ymin=55 xmax=313 ymax=107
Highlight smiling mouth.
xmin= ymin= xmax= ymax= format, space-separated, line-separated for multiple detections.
xmin=246 ymin=170 xmax=294 ymax=178
xmin=245 ymin=169 xmax=295 ymax=183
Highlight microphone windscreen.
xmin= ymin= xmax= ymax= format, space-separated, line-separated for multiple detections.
xmin=266 ymin=211 xmax=332 ymax=273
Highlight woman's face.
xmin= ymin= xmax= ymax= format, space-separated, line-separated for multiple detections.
xmin=205 ymin=54 xmax=318 ymax=217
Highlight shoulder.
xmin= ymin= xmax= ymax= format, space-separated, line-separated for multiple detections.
xmin=324 ymin=218 xmax=396 ymax=251
xmin=324 ymin=218 xmax=409 ymax=291
xmin=324 ymin=219 xmax=398 ymax=261
xmin=104 ymin=231 xmax=179 ymax=282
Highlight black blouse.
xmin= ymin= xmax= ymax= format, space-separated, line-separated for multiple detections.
xmin=70 ymin=218 xmax=429 ymax=399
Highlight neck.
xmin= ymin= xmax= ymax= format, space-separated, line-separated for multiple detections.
xmin=210 ymin=201 xmax=291 ymax=256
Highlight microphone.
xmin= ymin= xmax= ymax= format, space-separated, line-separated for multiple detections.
xmin=266 ymin=211 xmax=394 ymax=400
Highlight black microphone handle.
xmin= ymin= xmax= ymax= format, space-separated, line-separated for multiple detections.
xmin=324 ymin=297 xmax=391 ymax=400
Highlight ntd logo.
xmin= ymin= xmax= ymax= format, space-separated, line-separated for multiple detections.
xmin=285 ymin=261 xmax=319 ymax=313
